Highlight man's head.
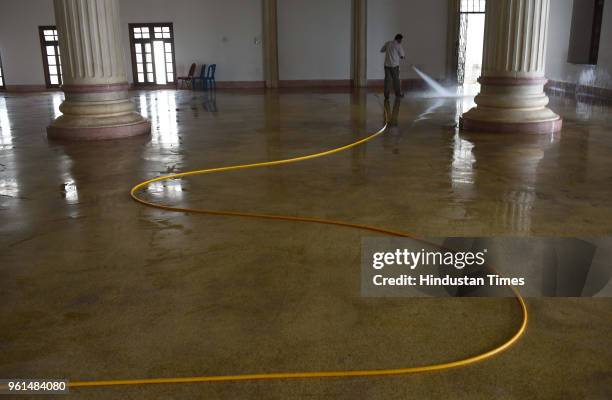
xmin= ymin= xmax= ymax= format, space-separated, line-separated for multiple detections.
xmin=394 ymin=34 xmax=403 ymax=43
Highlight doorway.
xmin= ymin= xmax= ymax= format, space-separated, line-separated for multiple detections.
xmin=39 ymin=26 xmax=63 ymax=88
xmin=129 ymin=23 xmax=176 ymax=86
xmin=457 ymin=0 xmax=486 ymax=85
xmin=0 ymin=51 xmax=5 ymax=89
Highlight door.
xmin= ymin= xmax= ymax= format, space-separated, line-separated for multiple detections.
xmin=457 ymin=13 xmax=468 ymax=85
xmin=456 ymin=1 xmax=486 ymax=85
xmin=39 ymin=26 xmax=63 ymax=88
xmin=129 ymin=23 xmax=176 ymax=86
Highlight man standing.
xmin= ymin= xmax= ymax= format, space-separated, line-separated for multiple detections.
xmin=381 ymin=34 xmax=405 ymax=99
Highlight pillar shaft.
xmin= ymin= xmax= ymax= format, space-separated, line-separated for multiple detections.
xmin=262 ymin=0 xmax=279 ymax=89
xmin=351 ymin=0 xmax=367 ymax=88
xmin=48 ymin=0 xmax=150 ymax=140
xmin=461 ymin=0 xmax=562 ymax=134
xmin=482 ymin=0 xmax=549 ymax=78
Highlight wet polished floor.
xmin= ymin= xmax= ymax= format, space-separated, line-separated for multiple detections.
xmin=1 ymin=89 xmax=612 ymax=399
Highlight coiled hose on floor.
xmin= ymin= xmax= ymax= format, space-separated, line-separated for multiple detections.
xmin=68 ymin=117 xmax=527 ymax=389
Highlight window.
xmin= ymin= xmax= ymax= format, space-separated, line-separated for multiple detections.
xmin=129 ymin=23 xmax=176 ymax=85
xmin=460 ymin=0 xmax=486 ymax=13
xmin=0 ymin=52 xmax=5 ymax=89
xmin=568 ymin=0 xmax=605 ymax=65
xmin=39 ymin=26 xmax=63 ymax=88
xmin=457 ymin=0 xmax=486 ymax=84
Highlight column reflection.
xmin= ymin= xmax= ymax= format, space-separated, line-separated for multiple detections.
xmin=461 ymin=131 xmax=559 ymax=234
xmin=451 ymin=134 xmax=476 ymax=188
xmin=0 ymin=96 xmax=13 ymax=149
xmin=350 ymin=90 xmax=368 ymax=179
xmin=0 ymin=96 xmax=18 ymax=202
xmin=52 ymin=93 xmax=63 ymax=119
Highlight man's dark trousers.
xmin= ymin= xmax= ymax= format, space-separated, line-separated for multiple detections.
xmin=384 ymin=66 xmax=401 ymax=98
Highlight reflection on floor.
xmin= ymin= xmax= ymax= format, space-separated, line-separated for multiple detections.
xmin=0 ymin=89 xmax=611 ymax=399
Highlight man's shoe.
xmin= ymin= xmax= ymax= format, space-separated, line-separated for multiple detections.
xmin=396 ymin=93 xmax=405 ymax=98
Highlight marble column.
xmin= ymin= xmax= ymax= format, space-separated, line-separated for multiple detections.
xmin=47 ymin=0 xmax=150 ymax=140
xmin=461 ymin=0 xmax=562 ymax=134
xmin=351 ymin=0 xmax=367 ymax=88
xmin=262 ymin=0 xmax=279 ymax=89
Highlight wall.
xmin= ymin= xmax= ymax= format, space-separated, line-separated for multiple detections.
xmin=7 ymin=0 xmax=609 ymax=90
xmin=277 ymin=0 xmax=351 ymax=82
xmin=0 ymin=0 xmax=263 ymax=88
xmin=546 ymin=0 xmax=612 ymax=89
xmin=0 ymin=0 xmax=450 ymax=88
xmin=119 ymin=0 xmax=263 ymax=83
xmin=0 ymin=0 xmax=56 ymax=87
xmin=367 ymin=0 xmax=449 ymax=81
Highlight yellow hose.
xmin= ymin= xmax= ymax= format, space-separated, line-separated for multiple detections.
xmin=69 ymin=121 xmax=528 ymax=389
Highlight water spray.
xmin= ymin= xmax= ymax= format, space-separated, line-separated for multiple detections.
xmin=412 ymin=66 xmax=454 ymax=97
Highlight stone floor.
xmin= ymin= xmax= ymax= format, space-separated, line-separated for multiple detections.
xmin=1 ymin=89 xmax=611 ymax=399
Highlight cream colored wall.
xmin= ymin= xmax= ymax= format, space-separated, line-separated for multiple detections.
xmin=0 ymin=0 xmax=263 ymax=86
xmin=6 ymin=0 xmax=609 ymax=89
xmin=0 ymin=0 xmax=56 ymax=86
xmin=277 ymin=0 xmax=352 ymax=81
xmin=119 ymin=0 xmax=264 ymax=83
xmin=367 ymin=0 xmax=449 ymax=81
xmin=0 ymin=0 xmax=454 ymax=87
xmin=546 ymin=0 xmax=612 ymax=89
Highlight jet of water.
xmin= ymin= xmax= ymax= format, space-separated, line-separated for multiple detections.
xmin=412 ymin=66 xmax=453 ymax=97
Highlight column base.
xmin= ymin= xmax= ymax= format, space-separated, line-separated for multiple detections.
xmin=47 ymin=118 xmax=151 ymax=141
xmin=47 ymin=83 xmax=151 ymax=141
xmin=460 ymin=76 xmax=563 ymax=134
xmin=460 ymin=116 xmax=562 ymax=134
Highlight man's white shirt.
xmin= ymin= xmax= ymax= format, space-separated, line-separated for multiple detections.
xmin=381 ymin=40 xmax=405 ymax=67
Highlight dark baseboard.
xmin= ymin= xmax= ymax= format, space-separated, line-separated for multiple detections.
xmin=130 ymin=81 xmax=265 ymax=90
xmin=12 ymin=79 xmax=607 ymax=100
xmin=546 ymin=80 xmax=612 ymax=102
xmin=216 ymin=81 xmax=265 ymax=89
xmin=130 ymin=83 xmax=176 ymax=90
xmin=5 ymin=85 xmax=59 ymax=92
xmin=278 ymin=79 xmax=352 ymax=88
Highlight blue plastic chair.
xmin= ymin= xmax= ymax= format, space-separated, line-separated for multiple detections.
xmin=191 ymin=64 xmax=207 ymax=90
xmin=203 ymin=64 xmax=216 ymax=91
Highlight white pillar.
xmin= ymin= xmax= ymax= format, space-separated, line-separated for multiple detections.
xmin=461 ymin=0 xmax=562 ymax=134
xmin=351 ymin=0 xmax=367 ymax=88
xmin=47 ymin=0 xmax=150 ymax=140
